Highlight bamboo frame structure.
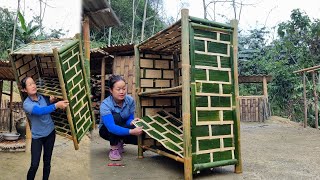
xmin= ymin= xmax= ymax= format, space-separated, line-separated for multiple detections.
xmin=294 ymin=65 xmax=320 ymax=129
xmin=134 ymin=9 xmax=242 ymax=179
xmin=9 ymin=35 xmax=94 ymax=150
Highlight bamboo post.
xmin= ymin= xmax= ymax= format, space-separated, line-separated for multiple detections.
xmin=303 ymin=72 xmax=307 ymax=128
xmin=0 ymin=80 xmax=3 ymax=107
xmin=231 ymin=19 xmax=242 ymax=173
xmin=134 ymin=45 xmax=143 ymax=158
xmin=76 ymin=33 xmax=96 ymax=130
xmin=53 ymin=48 xmax=79 ymax=150
xmin=101 ymin=57 xmax=106 ymax=102
xmin=83 ymin=15 xmax=90 ymax=62
xmin=312 ymin=71 xmax=318 ymax=129
xmin=173 ymin=53 xmax=180 ymax=117
xmin=181 ymin=9 xmax=192 ymax=180
xmin=9 ymin=81 xmax=13 ymax=132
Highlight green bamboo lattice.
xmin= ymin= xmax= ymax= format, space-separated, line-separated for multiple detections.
xmin=57 ymin=43 xmax=93 ymax=142
xmin=134 ymin=110 xmax=184 ymax=157
xmin=191 ymin=26 xmax=236 ymax=164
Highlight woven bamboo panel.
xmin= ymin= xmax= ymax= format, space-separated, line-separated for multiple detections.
xmin=36 ymin=77 xmax=63 ymax=99
xmin=191 ymin=27 xmax=236 ymax=164
xmin=10 ymin=38 xmax=94 ymax=149
xmin=134 ymin=110 xmax=184 ymax=157
xmin=58 ymin=43 xmax=93 ymax=142
xmin=239 ymin=96 xmax=270 ymax=122
xmin=11 ymin=39 xmax=76 ymax=55
xmin=112 ymin=56 xmax=135 ymax=97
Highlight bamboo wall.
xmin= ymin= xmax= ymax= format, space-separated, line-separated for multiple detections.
xmin=112 ymin=55 xmax=136 ymax=98
xmin=239 ymin=96 xmax=270 ymax=122
xmin=0 ymin=100 xmax=25 ymax=132
xmin=139 ymin=53 xmax=180 ymax=116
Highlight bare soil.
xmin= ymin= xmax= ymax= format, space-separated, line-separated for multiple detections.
xmin=2 ymin=116 xmax=320 ymax=180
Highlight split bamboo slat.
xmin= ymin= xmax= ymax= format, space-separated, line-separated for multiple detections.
xmin=135 ymin=9 xmax=242 ymax=179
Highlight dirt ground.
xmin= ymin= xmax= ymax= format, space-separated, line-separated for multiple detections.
xmin=2 ymin=116 xmax=320 ymax=179
xmin=0 ymin=135 xmax=90 ymax=180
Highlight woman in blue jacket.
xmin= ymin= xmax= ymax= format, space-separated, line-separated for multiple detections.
xmin=21 ymin=77 xmax=69 ymax=180
xmin=99 ymin=75 xmax=143 ymax=161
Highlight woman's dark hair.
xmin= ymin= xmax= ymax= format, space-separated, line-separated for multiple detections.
xmin=109 ymin=75 xmax=125 ymax=89
xmin=20 ymin=77 xmax=31 ymax=89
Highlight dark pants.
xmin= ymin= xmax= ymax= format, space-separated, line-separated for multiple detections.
xmin=27 ymin=130 xmax=56 ymax=180
xmin=99 ymin=113 xmax=137 ymax=146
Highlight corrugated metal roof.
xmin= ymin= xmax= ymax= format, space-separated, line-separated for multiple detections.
xmin=83 ymin=0 xmax=121 ymax=28
xmin=11 ymin=39 xmax=77 ymax=55
xmin=0 ymin=61 xmax=15 ymax=81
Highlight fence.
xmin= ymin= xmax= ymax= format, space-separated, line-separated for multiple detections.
xmin=239 ymin=96 xmax=271 ymax=122
xmin=0 ymin=100 xmax=25 ymax=132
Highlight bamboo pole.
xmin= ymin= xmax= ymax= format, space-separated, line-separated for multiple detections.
xmin=293 ymin=64 xmax=320 ymax=74
xmin=101 ymin=57 xmax=106 ymax=102
xmin=53 ymin=48 xmax=79 ymax=150
xmin=181 ymin=8 xmax=192 ymax=180
xmin=134 ymin=45 xmax=143 ymax=158
xmin=231 ymin=19 xmax=242 ymax=173
xmin=76 ymin=33 xmax=96 ymax=130
xmin=312 ymin=72 xmax=318 ymax=129
xmin=0 ymin=80 xmax=3 ymax=108
xmin=263 ymin=76 xmax=268 ymax=102
xmin=303 ymin=72 xmax=307 ymax=128
xmin=173 ymin=53 xmax=180 ymax=116
xmin=83 ymin=15 xmax=90 ymax=62
xmin=9 ymin=81 xmax=13 ymax=132
xmin=138 ymin=85 xmax=182 ymax=96
xmin=142 ymin=145 xmax=184 ymax=163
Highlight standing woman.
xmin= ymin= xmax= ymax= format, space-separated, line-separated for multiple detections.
xmin=99 ymin=75 xmax=143 ymax=161
xmin=21 ymin=77 xmax=69 ymax=180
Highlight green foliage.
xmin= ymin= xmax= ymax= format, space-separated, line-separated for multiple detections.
xmin=17 ymin=11 xmax=40 ymax=43
xmin=239 ymin=9 xmax=320 ymax=125
xmin=0 ymin=8 xmax=67 ymax=60
xmin=90 ymin=0 xmax=167 ymax=46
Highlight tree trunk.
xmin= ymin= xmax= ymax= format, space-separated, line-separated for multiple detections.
xmin=131 ymin=0 xmax=136 ymax=43
xmin=203 ymin=0 xmax=207 ymax=19
xmin=152 ymin=0 xmax=160 ymax=35
xmin=11 ymin=0 xmax=21 ymax=51
xmin=108 ymin=0 xmax=112 ymax=46
xmin=141 ymin=0 xmax=148 ymax=42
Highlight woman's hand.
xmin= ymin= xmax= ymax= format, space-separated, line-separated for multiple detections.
xmin=49 ymin=95 xmax=57 ymax=103
xmin=55 ymin=100 xmax=69 ymax=110
xmin=129 ymin=127 xmax=143 ymax=136
xmin=130 ymin=118 xmax=140 ymax=126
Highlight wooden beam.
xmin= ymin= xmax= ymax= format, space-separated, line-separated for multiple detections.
xmin=181 ymin=8 xmax=192 ymax=180
xmin=312 ymin=72 xmax=318 ymax=129
xmin=293 ymin=64 xmax=320 ymax=74
xmin=263 ymin=76 xmax=268 ymax=102
xmin=101 ymin=57 xmax=106 ymax=102
xmin=303 ymin=72 xmax=307 ymax=128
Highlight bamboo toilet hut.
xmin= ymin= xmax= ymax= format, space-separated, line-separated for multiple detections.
xmin=238 ymin=75 xmax=272 ymax=122
xmin=134 ymin=9 xmax=242 ymax=179
xmin=8 ymin=35 xmax=95 ymax=150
